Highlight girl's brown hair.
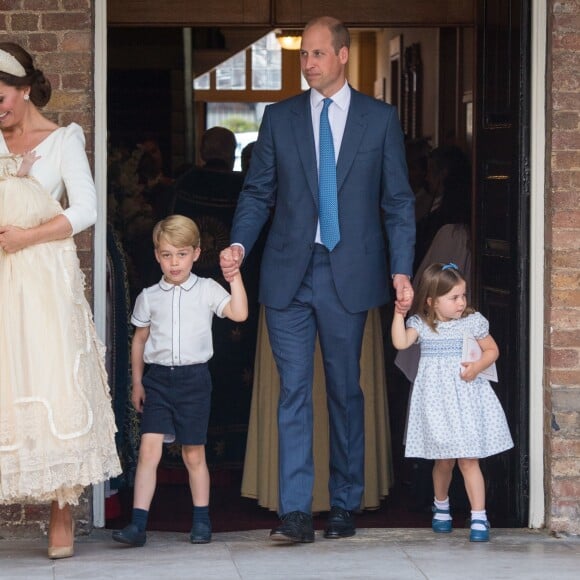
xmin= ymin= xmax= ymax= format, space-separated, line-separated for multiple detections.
xmin=411 ymin=263 xmax=474 ymax=331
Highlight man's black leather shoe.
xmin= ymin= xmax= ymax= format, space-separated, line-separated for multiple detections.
xmin=269 ymin=511 xmax=315 ymax=543
xmin=190 ymin=520 xmax=212 ymax=544
xmin=323 ymin=506 xmax=356 ymax=539
xmin=112 ymin=523 xmax=147 ymax=547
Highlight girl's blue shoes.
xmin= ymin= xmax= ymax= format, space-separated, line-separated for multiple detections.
xmin=431 ymin=507 xmax=453 ymax=533
xmin=469 ymin=519 xmax=490 ymax=542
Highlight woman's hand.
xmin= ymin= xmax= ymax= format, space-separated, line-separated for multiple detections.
xmin=0 ymin=225 xmax=30 ymax=253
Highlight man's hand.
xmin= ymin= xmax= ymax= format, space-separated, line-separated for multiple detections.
xmin=393 ymin=274 xmax=413 ymax=315
xmin=220 ymin=245 xmax=243 ymax=282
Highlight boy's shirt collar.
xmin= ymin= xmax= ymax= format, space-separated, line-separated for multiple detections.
xmin=158 ymin=272 xmax=197 ymax=291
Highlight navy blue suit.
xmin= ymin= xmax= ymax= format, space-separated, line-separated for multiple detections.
xmin=231 ymin=88 xmax=415 ymax=514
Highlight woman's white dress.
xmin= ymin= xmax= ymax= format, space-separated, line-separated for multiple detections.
xmin=404 ymin=312 xmax=513 ymax=459
xmin=0 ymin=125 xmax=121 ymax=506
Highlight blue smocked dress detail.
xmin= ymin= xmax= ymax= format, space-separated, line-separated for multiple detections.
xmin=404 ymin=312 xmax=513 ymax=459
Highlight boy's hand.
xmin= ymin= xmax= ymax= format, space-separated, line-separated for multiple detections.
xmin=131 ymin=382 xmax=146 ymax=412
xmin=220 ymin=245 xmax=243 ymax=282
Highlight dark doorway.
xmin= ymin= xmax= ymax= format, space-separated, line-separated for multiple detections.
xmin=105 ymin=1 xmax=530 ymax=532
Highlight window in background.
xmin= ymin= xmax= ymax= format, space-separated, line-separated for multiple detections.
xmin=252 ymin=33 xmax=282 ymax=90
xmin=194 ymin=72 xmax=210 ymax=90
xmin=216 ymin=51 xmax=246 ymax=90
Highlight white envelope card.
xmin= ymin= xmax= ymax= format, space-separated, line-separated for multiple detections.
xmin=461 ymin=333 xmax=498 ymax=382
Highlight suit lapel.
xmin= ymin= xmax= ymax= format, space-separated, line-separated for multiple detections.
xmin=291 ymin=91 xmax=319 ymax=204
xmin=337 ymin=89 xmax=367 ymax=194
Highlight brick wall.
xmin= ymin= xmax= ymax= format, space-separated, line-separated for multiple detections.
xmin=0 ymin=0 xmax=95 ymax=537
xmin=546 ymin=0 xmax=580 ymax=534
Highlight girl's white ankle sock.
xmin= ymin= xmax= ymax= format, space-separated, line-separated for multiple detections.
xmin=433 ymin=497 xmax=452 ymax=520
xmin=471 ymin=509 xmax=488 ymax=530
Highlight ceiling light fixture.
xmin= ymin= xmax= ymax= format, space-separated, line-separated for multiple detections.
xmin=275 ymin=29 xmax=302 ymax=51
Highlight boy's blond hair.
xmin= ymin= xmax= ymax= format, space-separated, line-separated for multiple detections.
xmin=152 ymin=215 xmax=200 ymax=249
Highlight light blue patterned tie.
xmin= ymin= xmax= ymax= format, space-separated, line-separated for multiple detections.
xmin=318 ymin=98 xmax=340 ymax=251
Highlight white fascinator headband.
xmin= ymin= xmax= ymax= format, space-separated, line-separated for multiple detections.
xmin=0 ymin=49 xmax=27 ymax=77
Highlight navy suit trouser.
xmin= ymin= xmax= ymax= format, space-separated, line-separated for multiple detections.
xmin=265 ymin=244 xmax=367 ymax=515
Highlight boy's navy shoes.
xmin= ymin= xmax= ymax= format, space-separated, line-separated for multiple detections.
xmin=324 ymin=506 xmax=356 ymax=539
xmin=190 ymin=521 xmax=212 ymax=544
xmin=270 ymin=511 xmax=315 ymax=543
xmin=112 ymin=523 xmax=146 ymax=547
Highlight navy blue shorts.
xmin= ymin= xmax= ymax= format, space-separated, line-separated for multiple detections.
xmin=141 ymin=363 xmax=212 ymax=445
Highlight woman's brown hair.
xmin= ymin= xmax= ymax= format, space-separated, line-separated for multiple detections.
xmin=0 ymin=42 xmax=51 ymax=107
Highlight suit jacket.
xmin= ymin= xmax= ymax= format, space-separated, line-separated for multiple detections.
xmin=231 ymin=88 xmax=415 ymax=313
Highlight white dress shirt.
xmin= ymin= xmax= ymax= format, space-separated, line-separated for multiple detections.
xmin=310 ymin=81 xmax=351 ymax=244
xmin=131 ymin=273 xmax=231 ymax=366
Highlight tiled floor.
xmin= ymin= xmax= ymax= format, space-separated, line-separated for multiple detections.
xmin=1 ymin=527 xmax=578 ymax=579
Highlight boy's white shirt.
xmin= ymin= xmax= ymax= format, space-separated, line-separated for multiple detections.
xmin=131 ymin=272 xmax=231 ymax=366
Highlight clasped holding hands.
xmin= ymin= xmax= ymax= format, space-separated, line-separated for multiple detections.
xmin=393 ymin=274 xmax=414 ymax=316
xmin=220 ymin=244 xmax=244 ymax=282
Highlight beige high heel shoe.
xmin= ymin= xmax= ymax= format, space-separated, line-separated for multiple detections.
xmin=48 ymin=502 xmax=75 ymax=559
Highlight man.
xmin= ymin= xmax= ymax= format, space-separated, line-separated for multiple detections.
xmin=199 ymin=126 xmax=237 ymax=171
xmin=221 ymin=16 xmax=415 ymax=542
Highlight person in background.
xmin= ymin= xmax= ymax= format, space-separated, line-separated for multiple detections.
xmin=405 ymin=138 xmax=432 ymax=222
xmin=137 ymin=137 xmax=175 ymax=222
xmin=220 ymin=16 xmax=415 ymax=543
xmin=241 ymin=140 xmax=256 ymax=174
xmin=112 ymin=215 xmax=247 ymax=548
xmin=200 ymin=126 xmax=237 ymax=171
xmin=391 ymin=263 xmax=513 ymax=543
xmin=0 ymin=42 xmax=121 ymax=559
xmin=170 ymin=126 xmax=243 ymax=212
xmin=414 ymin=144 xmax=471 ymax=271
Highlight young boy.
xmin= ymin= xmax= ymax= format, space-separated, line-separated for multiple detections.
xmin=112 ymin=215 xmax=248 ymax=547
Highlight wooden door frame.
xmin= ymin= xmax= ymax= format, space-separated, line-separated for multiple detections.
xmin=92 ymin=0 xmax=547 ymax=529
xmin=93 ymin=0 xmax=108 ymax=528
xmin=528 ymin=0 xmax=546 ymax=528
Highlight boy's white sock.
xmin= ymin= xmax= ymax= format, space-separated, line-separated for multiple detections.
xmin=471 ymin=509 xmax=488 ymax=530
xmin=433 ymin=497 xmax=452 ymax=520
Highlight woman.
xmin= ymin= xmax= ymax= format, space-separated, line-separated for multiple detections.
xmin=0 ymin=43 xmax=121 ymax=559
xmin=414 ymin=145 xmax=472 ymax=271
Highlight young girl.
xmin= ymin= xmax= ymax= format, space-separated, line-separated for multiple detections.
xmin=391 ymin=263 xmax=513 ymax=542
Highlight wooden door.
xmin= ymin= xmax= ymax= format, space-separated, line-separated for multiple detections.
xmin=473 ymin=0 xmax=530 ymax=526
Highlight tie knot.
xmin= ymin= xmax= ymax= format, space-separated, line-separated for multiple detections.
xmin=322 ymin=98 xmax=333 ymax=112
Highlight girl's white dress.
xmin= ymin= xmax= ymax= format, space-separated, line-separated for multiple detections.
xmin=0 ymin=127 xmax=121 ymax=507
xmin=404 ymin=312 xmax=513 ymax=459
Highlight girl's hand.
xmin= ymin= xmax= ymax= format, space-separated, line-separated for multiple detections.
xmin=393 ymin=275 xmax=413 ymax=314
xmin=131 ymin=382 xmax=146 ymax=413
xmin=460 ymin=362 xmax=479 ymax=382
xmin=461 ymin=334 xmax=499 ymax=382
